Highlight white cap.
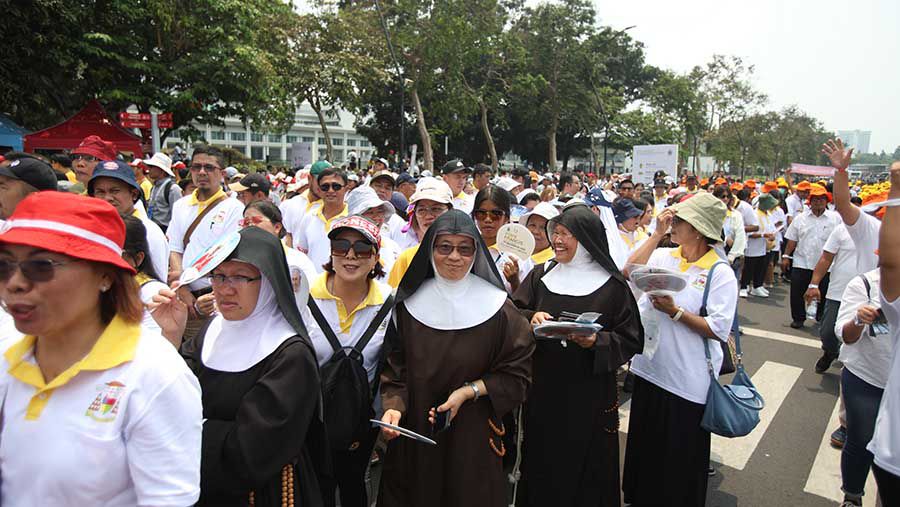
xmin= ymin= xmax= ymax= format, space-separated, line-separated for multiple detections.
xmin=516 ymin=189 xmax=539 ymax=203
xmin=142 ymin=152 xmax=174 ymax=177
xmin=410 ymin=177 xmax=453 ymax=205
xmin=496 ymin=176 xmax=520 ymax=193
xmin=520 ymin=201 xmax=560 ymax=226
xmin=347 ymin=185 xmax=395 ymax=218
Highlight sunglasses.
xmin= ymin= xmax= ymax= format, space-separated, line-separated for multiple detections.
xmin=320 ymin=183 xmax=344 ymax=192
xmin=0 ymin=259 xmax=73 ymax=283
xmin=433 ymin=243 xmax=476 ymax=257
xmin=190 ymin=163 xmax=220 ymax=172
xmin=331 ymin=239 xmax=376 ymax=258
xmin=238 ymin=216 xmax=269 ymax=228
xmin=473 ymin=209 xmax=506 ymax=221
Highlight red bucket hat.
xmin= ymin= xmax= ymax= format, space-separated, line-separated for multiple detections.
xmin=0 ymin=192 xmax=135 ymax=273
xmin=72 ymin=135 xmax=118 ymax=161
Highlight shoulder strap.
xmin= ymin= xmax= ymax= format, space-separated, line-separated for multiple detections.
xmin=861 ymin=274 xmax=872 ymax=302
xmin=183 ymin=194 xmax=227 ymax=248
xmin=700 ymin=261 xmax=737 ymax=364
xmin=163 ymin=179 xmax=174 ymax=205
xmin=307 ymin=299 xmax=343 ymax=353
xmin=353 ymin=295 xmax=394 ymax=353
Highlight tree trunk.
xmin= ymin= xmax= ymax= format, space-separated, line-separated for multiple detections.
xmin=410 ymin=86 xmax=433 ymax=172
xmin=547 ymin=114 xmax=559 ymax=171
xmin=479 ymin=98 xmax=498 ymax=171
xmin=310 ymin=96 xmax=334 ymax=162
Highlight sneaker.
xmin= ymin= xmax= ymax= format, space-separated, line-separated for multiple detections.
xmin=830 ymin=426 xmax=847 ymax=449
xmin=790 ymin=321 xmax=804 ymax=329
xmin=707 ymin=466 xmax=716 ymax=477
xmin=739 ymin=288 xmax=748 ymax=298
xmin=840 ymin=497 xmax=862 ymax=507
xmin=758 ymin=287 xmax=770 ymax=296
xmin=816 ymin=353 xmax=838 ymax=373
xmin=749 ymin=287 xmax=769 ymax=298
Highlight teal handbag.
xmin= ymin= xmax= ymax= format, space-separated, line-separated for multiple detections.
xmin=697 ymin=262 xmax=764 ymax=437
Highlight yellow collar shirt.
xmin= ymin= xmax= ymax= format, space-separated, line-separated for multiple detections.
xmin=292 ymin=202 xmax=349 ymax=274
xmin=0 ymin=317 xmax=203 ymax=506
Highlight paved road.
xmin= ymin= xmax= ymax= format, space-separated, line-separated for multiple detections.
xmin=616 ymin=282 xmax=880 ymax=507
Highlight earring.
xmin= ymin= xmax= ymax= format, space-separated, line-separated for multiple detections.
xmin=100 ymin=285 xmax=110 ymax=293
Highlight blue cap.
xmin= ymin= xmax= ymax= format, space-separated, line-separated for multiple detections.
xmin=612 ymin=199 xmax=644 ymax=223
xmin=584 ymin=187 xmax=613 ymax=208
xmin=87 ymin=160 xmax=142 ymax=199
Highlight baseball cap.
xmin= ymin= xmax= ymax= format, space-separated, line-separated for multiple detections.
xmin=370 ymin=170 xmax=396 ymax=186
xmin=0 ymin=158 xmax=59 ymax=191
xmin=310 ymin=160 xmax=333 ymax=176
xmin=440 ymin=159 xmax=471 ymax=175
xmin=396 ymin=172 xmax=417 ymax=186
xmin=230 ymin=173 xmax=271 ymax=194
xmin=613 ymin=199 xmax=644 ymax=223
xmin=653 ymin=178 xmax=667 ymax=187
xmin=328 ymin=215 xmax=381 ymax=248
xmin=584 ymin=187 xmax=613 ymax=208
xmin=410 ymin=177 xmax=453 ymax=205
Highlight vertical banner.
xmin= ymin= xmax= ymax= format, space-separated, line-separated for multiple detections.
xmin=632 ymin=144 xmax=678 ymax=184
xmin=292 ymin=141 xmax=313 ymax=169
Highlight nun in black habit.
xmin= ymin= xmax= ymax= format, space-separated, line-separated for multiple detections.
xmin=180 ymin=227 xmax=327 ymax=507
xmin=377 ymin=210 xmax=535 ymax=507
xmin=512 ymin=204 xmax=644 ymax=507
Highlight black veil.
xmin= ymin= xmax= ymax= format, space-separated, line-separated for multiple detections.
xmin=396 ymin=209 xmax=505 ymax=304
xmin=546 ymin=204 xmax=626 ymax=284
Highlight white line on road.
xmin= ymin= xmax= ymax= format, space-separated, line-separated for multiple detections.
xmin=803 ymin=397 xmax=879 ymax=506
xmin=742 ymin=327 xmax=822 ymax=349
xmin=710 ymin=361 xmax=803 ymax=470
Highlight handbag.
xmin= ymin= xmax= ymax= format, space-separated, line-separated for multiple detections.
xmin=698 ymin=262 xmax=764 ymax=437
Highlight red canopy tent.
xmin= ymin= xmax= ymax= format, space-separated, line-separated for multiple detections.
xmin=24 ymin=100 xmax=144 ymax=158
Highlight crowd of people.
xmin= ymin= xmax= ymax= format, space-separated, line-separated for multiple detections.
xmin=0 ymin=134 xmax=897 ymax=507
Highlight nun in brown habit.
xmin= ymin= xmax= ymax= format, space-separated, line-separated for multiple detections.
xmin=377 ymin=210 xmax=535 ymax=507
xmin=513 ymin=204 xmax=644 ymax=507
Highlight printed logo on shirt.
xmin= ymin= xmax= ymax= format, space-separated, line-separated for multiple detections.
xmin=212 ymin=210 xmax=226 ymax=225
xmin=85 ymin=381 xmax=126 ymax=422
xmin=692 ymin=274 xmax=708 ymax=291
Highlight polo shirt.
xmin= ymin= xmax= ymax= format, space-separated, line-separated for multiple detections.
xmin=822 ymin=225 xmax=857 ymax=302
xmin=136 ymin=274 xmax=168 ymax=335
xmin=385 ymin=213 xmax=406 ymax=236
xmin=784 ymin=209 xmax=842 ymax=270
xmin=281 ymin=190 xmax=321 ymax=237
xmin=736 ymin=200 xmax=759 ymax=232
xmin=531 ymin=247 xmax=554 ymax=265
xmin=306 ymin=275 xmax=392 ymax=383
xmin=139 ymin=178 xmax=152 ymax=201
xmin=390 ymin=224 xmax=420 ymax=251
xmin=388 ymin=245 xmax=419 ymax=288
xmin=745 ymin=210 xmax=773 ymax=258
xmin=0 ymin=316 xmax=202 ymax=506
xmin=452 ymin=191 xmax=474 ymax=213
xmin=136 ymin=213 xmax=169 ymax=281
xmin=846 ymin=212 xmax=880 ymax=274
xmin=630 ymin=247 xmax=738 ymax=404
xmin=167 ymin=189 xmax=244 ymax=290
xmin=293 ymin=202 xmax=349 ymax=273
xmin=785 ymin=193 xmax=806 ymax=218
xmin=836 ymin=270 xmax=892 ymax=389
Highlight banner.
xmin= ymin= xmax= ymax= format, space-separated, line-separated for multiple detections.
xmin=292 ymin=141 xmax=313 ymax=169
xmin=789 ymin=163 xmax=835 ymax=177
xmin=632 ymin=144 xmax=678 ymax=184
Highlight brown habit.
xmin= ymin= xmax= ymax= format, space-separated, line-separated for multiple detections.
xmin=377 ymin=300 xmax=535 ymax=507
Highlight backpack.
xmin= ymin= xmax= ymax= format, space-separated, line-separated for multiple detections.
xmin=307 ymin=294 xmax=394 ymax=451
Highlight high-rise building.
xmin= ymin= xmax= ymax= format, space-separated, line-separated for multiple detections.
xmin=836 ymin=130 xmax=872 ymax=154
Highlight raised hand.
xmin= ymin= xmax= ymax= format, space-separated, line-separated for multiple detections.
xmin=821 ymin=139 xmax=854 ymax=172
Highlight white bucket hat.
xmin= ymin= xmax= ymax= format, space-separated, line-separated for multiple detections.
xmin=347 ymin=186 xmax=395 ymax=218
xmin=142 ymin=152 xmax=174 ymax=177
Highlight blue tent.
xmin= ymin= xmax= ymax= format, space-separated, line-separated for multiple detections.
xmin=0 ymin=114 xmax=26 ymax=152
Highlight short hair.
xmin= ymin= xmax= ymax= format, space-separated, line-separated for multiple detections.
xmin=191 ymin=144 xmax=226 ymax=170
xmin=737 ymin=188 xmax=752 ymax=202
xmin=519 ymin=192 xmax=540 ymax=207
xmin=50 ymin=153 xmax=72 ymax=168
xmin=121 ymin=215 xmax=160 ymax=281
xmin=473 ymin=184 xmax=512 ymax=217
xmin=557 ymin=172 xmax=577 ymax=192
xmin=851 ymin=196 xmax=863 ymax=206
xmin=473 ymin=164 xmax=492 ymax=176
xmin=317 ymin=167 xmax=348 ymax=185
xmin=712 ymin=185 xmax=731 ymax=201
xmin=618 ymin=179 xmax=635 ymax=189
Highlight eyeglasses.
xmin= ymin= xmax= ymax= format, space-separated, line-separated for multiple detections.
xmin=238 ymin=216 xmax=269 ymax=228
xmin=331 ymin=239 xmax=376 ymax=258
xmin=320 ymin=183 xmax=344 ymax=192
xmin=208 ymin=273 xmax=262 ymax=287
xmin=71 ymin=154 xmax=98 ymax=162
xmin=433 ymin=242 xmax=476 ymax=257
xmin=473 ymin=208 xmax=506 ymax=221
xmin=0 ymin=259 xmax=73 ymax=283
xmin=190 ymin=163 xmax=220 ymax=172
xmin=415 ymin=205 xmax=448 ymax=217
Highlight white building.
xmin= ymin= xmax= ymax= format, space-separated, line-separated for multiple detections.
xmin=165 ymin=102 xmax=375 ymax=165
xmin=836 ymin=129 xmax=872 ymax=154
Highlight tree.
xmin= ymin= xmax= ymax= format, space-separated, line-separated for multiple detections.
xmin=2 ymin=0 xmax=298 ymax=141
xmin=287 ymin=4 xmax=390 ymax=162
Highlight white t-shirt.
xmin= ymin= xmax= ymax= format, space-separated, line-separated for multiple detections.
xmin=452 ymin=192 xmax=474 ymax=214
xmin=737 ymin=200 xmax=759 ymax=233
xmin=390 ymin=224 xmax=420 ymax=251
xmin=630 ymin=248 xmax=738 ymax=404
xmin=846 ymin=212 xmax=880 ymax=274
xmin=836 ymin=270 xmax=893 ymax=388
xmin=822 ymin=225 xmax=857 ymax=302
xmin=167 ymin=193 xmax=244 ymax=290
xmin=385 ymin=213 xmax=406 ymax=237
xmin=770 ymin=207 xmax=787 ymax=247
xmin=292 ymin=203 xmax=349 ymax=274
xmin=281 ymin=192 xmax=315 ymax=237
xmin=379 ymin=235 xmax=402 ymax=280
xmin=868 ymin=290 xmax=900 ymax=476
xmin=306 ymin=277 xmax=392 ymax=383
xmin=138 ymin=278 xmax=169 ymax=335
xmin=724 ymin=211 xmax=746 ymax=261
xmin=745 ymin=210 xmax=774 ymax=258
xmin=0 ymin=322 xmax=202 ymax=506
xmin=784 ymin=210 xmax=842 ymax=270
xmin=139 ymin=216 xmax=169 ymax=281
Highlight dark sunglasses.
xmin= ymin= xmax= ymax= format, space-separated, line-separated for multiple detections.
xmin=331 ymin=239 xmax=376 ymax=258
xmin=473 ymin=208 xmax=506 ymax=221
xmin=434 ymin=243 xmax=476 ymax=257
xmin=0 ymin=259 xmax=72 ymax=283
xmin=320 ymin=183 xmax=344 ymax=192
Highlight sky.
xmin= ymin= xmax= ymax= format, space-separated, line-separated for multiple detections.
xmin=591 ymin=0 xmax=900 ymax=153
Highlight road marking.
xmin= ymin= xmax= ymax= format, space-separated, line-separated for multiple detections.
xmin=803 ymin=398 xmax=879 ymax=506
xmin=619 ymin=399 xmax=632 ymax=433
xmin=742 ymin=326 xmax=822 ymax=349
xmin=710 ymin=361 xmax=803 ymax=470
